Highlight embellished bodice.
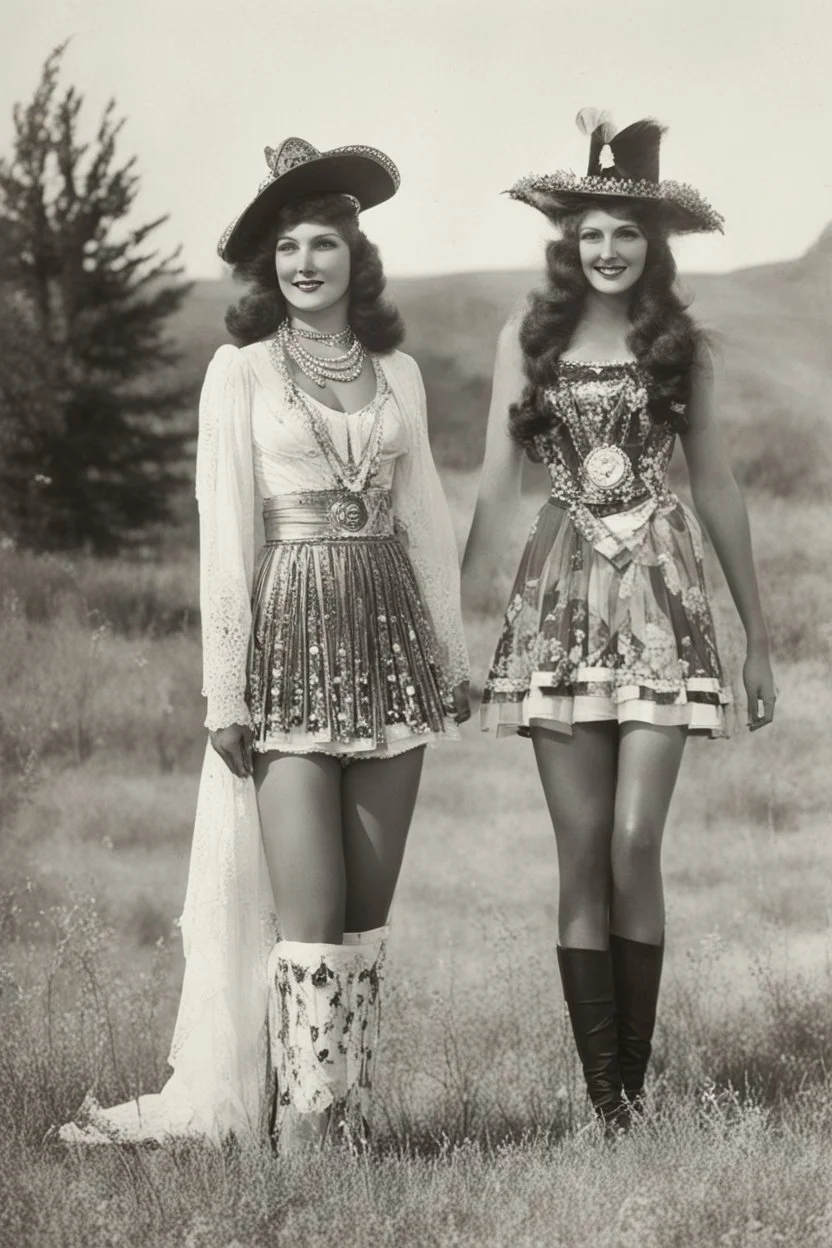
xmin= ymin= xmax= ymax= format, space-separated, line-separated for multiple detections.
xmin=244 ymin=341 xmax=408 ymax=500
xmin=534 ymin=361 xmax=675 ymax=515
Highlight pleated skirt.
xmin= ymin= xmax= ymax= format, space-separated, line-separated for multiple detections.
xmin=248 ymin=535 xmax=453 ymax=758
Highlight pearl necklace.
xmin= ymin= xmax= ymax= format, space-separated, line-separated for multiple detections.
xmin=276 ymin=320 xmax=366 ymax=388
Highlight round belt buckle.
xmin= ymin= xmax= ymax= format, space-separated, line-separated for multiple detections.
xmin=582 ymin=446 xmax=631 ymax=492
xmin=330 ymin=494 xmax=369 ymax=533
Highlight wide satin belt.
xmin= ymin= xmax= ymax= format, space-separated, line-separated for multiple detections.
xmin=263 ymin=488 xmax=395 ymax=542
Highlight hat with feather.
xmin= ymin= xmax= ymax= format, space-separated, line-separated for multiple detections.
xmin=218 ymin=137 xmax=400 ymax=263
xmin=509 ymin=109 xmax=723 ymax=234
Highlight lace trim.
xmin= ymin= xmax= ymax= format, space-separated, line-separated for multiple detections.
xmin=385 ymin=355 xmax=469 ymax=687
xmin=196 ymin=346 xmax=255 ymax=731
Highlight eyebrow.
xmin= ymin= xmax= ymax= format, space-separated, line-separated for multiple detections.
xmin=580 ymin=223 xmax=643 ymax=232
xmin=276 ymin=231 xmax=341 ymax=242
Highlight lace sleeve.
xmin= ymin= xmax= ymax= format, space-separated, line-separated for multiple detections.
xmin=195 ymin=345 xmax=256 ymax=731
xmin=390 ymin=355 xmax=470 ymax=687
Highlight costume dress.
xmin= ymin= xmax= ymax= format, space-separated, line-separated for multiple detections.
xmin=482 ymin=360 xmax=730 ymax=736
xmin=58 ymin=342 xmax=468 ymax=1146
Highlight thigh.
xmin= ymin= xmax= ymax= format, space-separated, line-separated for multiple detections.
xmin=531 ymin=722 xmax=619 ymax=867
xmin=613 ymin=723 xmax=687 ymax=849
xmin=341 ymin=746 xmax=425 ymax=932
xmin=254 ymin=750 xmax=345 ymax=942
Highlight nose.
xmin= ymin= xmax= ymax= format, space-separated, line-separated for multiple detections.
xmin=296 ymin=247 xmax=315 ymax=275
xmin=600 ymin=233 xmax=620 ymax=261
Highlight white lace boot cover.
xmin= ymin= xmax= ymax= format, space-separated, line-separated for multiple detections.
xmin=267 ymin=930 xmax=387 ymax=1138
xmin=342 ymin=927 xmax=388 ymax=1130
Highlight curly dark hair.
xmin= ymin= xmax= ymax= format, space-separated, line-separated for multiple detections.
xmin=224 ymin=193 xmax=404 ymax=352
xmin=509 ymin=197 xmax=701 ymax=450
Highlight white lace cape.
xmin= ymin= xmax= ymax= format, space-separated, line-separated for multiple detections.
xmin=58 ymin=344 xmax=468 ymax=1145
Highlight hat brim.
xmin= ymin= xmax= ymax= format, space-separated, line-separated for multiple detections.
xmin=220 ymin=152 xmax=399 ymax=263
xmin=508 ymin=172 xmax=724 ymax=235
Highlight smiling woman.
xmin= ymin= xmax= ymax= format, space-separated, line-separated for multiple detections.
xmin=462 ymin=108 xmax=776 ymax=1134
xmin=58 ymin=137 xmax=470 ymax=1155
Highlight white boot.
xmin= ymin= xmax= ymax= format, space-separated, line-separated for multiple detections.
xmin=342 ymin=926 xmax=389 ymax=1139
xmin=267 ymin=939 xmax=363 ymax=1153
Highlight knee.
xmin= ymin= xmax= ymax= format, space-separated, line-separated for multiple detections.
xmin=612 ymin=818 xmax=663 ymax=874
xmin=557 ymin=823 xmax=611 ymax=893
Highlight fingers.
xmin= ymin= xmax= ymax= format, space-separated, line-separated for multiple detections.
xmin=748 ymin=690 xmax=776 ymax=731
xmin=242 ymin=729 xmax=254 ymax=777
xmin=209 ymin=731 xmax=254 ymax=777
xmin=453 ymin=690 xmax=472 ymax=726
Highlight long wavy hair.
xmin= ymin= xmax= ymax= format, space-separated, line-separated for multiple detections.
xmin=509 ymin=197 xmax=701 ymax=450
xmin=225 ymin=193 xmax=404 ymax=352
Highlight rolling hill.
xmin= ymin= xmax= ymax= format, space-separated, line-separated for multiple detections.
xmin=170 ymin=227 xmax=831 ymax=496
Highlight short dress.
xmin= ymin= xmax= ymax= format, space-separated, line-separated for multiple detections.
xmin=481 ymin=360 xmax=731 ymax=737
xmin=198 ymin=341 xmax=469 ymax=762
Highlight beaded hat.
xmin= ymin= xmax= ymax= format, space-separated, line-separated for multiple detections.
xmin=218 ymin=137 xmax=400 ymax=263
xmin=509 ymin=109 xmax=723 ymax=235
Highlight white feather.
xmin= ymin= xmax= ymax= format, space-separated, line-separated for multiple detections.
xmin=575 ymin=108 xmax=617 ymax=143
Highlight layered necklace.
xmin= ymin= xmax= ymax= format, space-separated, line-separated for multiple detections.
xmin=275 ymin=319 xmax=366 ymax=388
xmin=266 ymin=334 xmax=388 ymax=495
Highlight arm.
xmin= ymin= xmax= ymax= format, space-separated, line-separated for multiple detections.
xmin=680 ymin=344 xmax=776 ymax=730
xmin=390 ymin=355 xmax=470 ymax=718
xmin=461 ymin=313 xmax=526 ymax=614
xmin=195 ymin=345 xmax=257 ymax=772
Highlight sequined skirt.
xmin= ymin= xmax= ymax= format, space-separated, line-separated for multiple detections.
xmin=482 ymin=496 xmax=731 ymax=738
xmin=248 ymin=490 xmax=453 ymax=756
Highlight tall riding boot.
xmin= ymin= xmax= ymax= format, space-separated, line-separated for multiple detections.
xmin=341 ymin=926 xmax=389 ymax=1144
xmin=557 ymin=945 xmax=624 ymax=1128
xmin=267 ymin=939 xmax=366 ymax=1153
xmin=610 ymin=933 xmax=664 ymax=1113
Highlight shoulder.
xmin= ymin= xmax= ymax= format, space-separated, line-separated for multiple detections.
xmin=494 ymin=301 xmax=528 ymax=373
xmin=202 ymin=342 xmax=256 ymax=394
xmin=691 ymin=335 xmax=716 ymax=386
xmin=381 ymin=347 xmax=419 ymax=377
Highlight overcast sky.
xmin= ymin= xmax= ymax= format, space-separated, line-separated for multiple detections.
xmin=2 ymin=0 xmax=831 ymax=280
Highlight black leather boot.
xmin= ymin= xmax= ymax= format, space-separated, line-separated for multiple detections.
xmin=556 ymin=946 xmax=624 ymax=1128
xmin=610 ymin=933 xmax=664 ymax=1113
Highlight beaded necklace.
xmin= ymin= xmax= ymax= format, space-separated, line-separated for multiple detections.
xmin=275 ymin=320 xmax=365 ymax=388
xmin=267 ymin=336 xmax=388 ymax=494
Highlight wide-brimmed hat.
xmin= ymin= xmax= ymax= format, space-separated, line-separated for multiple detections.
xmin=508 ymin=108 xmax=723 ymax=235
xmin=218 ymin=137 xmax=400 ymax=263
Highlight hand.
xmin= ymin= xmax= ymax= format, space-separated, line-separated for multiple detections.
xmin=451 ymin=681 xmax=471 ymax=726
xmin=210 ymin=722 xmax=254 ymax=777
xmin=743 ymin=645 xmax=776 ymax=731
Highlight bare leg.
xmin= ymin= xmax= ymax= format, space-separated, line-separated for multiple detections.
xmin=610 ymin=723 xmax=687 ymax=945
xmin=531 ymin=723 xmax=618 ymax=950
xmin=341 ymin=747 xmax=425 ymax=931
xmin=254 ymin=751 xmax=344 ymax=943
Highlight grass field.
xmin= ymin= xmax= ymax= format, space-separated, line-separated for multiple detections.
xmin=1 ymin=466 xmax=831 ymax=1245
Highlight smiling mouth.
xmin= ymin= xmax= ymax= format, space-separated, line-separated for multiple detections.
xmin=595 ymin=265 xmax=627 ymax=278
xmin=293 ymin=280 xmax=323 ymax=292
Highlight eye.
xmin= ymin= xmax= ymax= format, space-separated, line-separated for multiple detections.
xmin=580 ymin=230 xmax=601 ymax=242
xmin=276 ymin=241 xmax=297 ymax=254
xmin=617 ymin=228 xmax=642 ymax=241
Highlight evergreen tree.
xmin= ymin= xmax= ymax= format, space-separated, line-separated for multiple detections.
xmin=0 ymin=44 xmax=193 ymax=552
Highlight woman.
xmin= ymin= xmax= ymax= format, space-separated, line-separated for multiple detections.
xmin=59 ymin=137 xmax=469 ymax=1151
xmin=462 ymin=111 xmax=775 ymax=1130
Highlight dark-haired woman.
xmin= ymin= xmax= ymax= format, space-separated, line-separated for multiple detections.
xmin=462 ymin=111 xmax=775 ymax=1130
xmin=59 ymin=139 xmax=469 ymax=1152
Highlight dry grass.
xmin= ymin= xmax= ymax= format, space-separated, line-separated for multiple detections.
xmin=1 ymin=486 xmax=830 ymax=1245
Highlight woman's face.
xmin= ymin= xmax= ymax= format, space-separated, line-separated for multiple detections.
xmin=577 ymin=208 xmax=648 ymax=295
xmin=275 ymin=221 xmax=351 ymax=313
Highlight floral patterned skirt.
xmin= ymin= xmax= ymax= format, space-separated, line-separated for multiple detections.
xmin=481 ymin=497 xmax=731 ymax=738
xmin=248 ymin=531 xmax=454 ymax=758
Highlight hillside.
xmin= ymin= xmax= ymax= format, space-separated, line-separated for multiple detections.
xmin=170 ymin=231 xmax=831 ymax=493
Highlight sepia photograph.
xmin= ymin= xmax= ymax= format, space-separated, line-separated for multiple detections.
xmin=0 ymin=0 xmax=830 ymax=1243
